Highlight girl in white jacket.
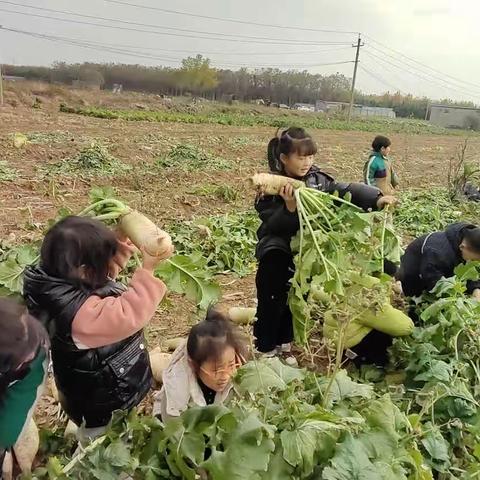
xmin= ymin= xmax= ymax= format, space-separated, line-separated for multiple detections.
xmin=155 ymin=309 xmax=248 ymax=421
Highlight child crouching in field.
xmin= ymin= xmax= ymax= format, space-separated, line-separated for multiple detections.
xmin=23 ymin=216 xmax=173 ymax=441
xmin=155 ymin=308 xmax=248 ymax=422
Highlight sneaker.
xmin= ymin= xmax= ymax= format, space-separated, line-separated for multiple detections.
xmin=279 ymin=343 xmax=292 ymax=353
xmin=262 ymin=348 xmax=279 ymax=358
xmin=284 ymin=355 xmax=298 ymax=367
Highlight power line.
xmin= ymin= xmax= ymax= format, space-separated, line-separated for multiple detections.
xmin=359 ymin=64 xmax=401 ymax=93
xmin=365 ymin=34 xmax=480 ymax=92
xmin=363 ymin=49 xmax=480 ymax=102
xmin=101 ymin=0 xmax=359 ymax=35
xmin=0 ymin=26 xmax=354 ymax=69
xmin=366 ymin=43 xmax=480 ymax=96
xmin=0 ymin=2 xmax=353 ymax=46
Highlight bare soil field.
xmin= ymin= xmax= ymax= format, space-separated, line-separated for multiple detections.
xmin=1 ymin=85 xmax=479 ymax=435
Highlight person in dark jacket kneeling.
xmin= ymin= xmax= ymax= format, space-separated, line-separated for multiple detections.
xmin=254 ymin=127 xmax=396 ymax=361
xmin=23 ymin=216 xmax=173 ymax=441
xmin=397 ymin=222 xmax=480 ymax=301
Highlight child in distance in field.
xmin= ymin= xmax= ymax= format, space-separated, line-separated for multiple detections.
xmin=363 ymin=135 xmax=398 ymax=195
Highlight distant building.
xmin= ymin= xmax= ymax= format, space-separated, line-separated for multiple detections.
xmin=315 ymin=100 xmax=351 ymax=112
xmin=315 ymin=100 xmax=395 ymax=118
xmin=428 ymin=104 xmax=480 ymax=129
xmin=3 ymin=75 xmax=25 ymax=82
xmin=353 ymin=105 xmax=396 ymax=119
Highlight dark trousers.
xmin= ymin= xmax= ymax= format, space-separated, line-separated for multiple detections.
xmin=254 ymin=250 xmax=295 ymax=352
xmin=350 ymin=329 xmax=393 ymax=367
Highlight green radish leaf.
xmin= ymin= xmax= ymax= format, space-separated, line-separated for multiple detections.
xmin=236 ymin=357 xmax=304 ymax=394
xmin=155 ymin=253 xmax=221 ymax=310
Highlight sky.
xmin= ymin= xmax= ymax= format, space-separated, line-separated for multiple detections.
xmin=0 ymin=0 xmax=479 ymax=103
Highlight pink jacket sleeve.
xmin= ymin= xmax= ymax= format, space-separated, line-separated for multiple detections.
xmin=72 ymin=268 xmax=167 ymax=349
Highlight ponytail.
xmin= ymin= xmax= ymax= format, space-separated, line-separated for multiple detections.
xmin=266 ymin=127 xmax=317 ymax=173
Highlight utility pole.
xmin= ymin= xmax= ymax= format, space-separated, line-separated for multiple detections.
xmin=347 ymin=34 xmax=363 ymax=122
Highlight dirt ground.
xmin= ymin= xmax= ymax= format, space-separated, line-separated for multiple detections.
xmin=1 ymin=86 xmax=479 ymax=430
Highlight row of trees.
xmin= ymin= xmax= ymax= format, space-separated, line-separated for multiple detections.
xmin=4 ymin=55 xmax=477 ymax=118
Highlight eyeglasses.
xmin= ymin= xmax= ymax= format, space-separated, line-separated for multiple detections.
xmin=199 ymin=354 xmax=244 ymax=380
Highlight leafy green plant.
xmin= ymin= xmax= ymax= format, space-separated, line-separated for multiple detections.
xmin=0 ymin=242 xmax=39 ymax=296
xmin=156 ymin=143 xmax=231 ymax=171
xmin=447 ymin=139 xmax=480 ymax=200
xmin=288 ymin=188 xmax=401 ymax=348
xmin=0 ymin=160 xmax=18 ymax=181
xmin=190 ymin=184 xmax=239 ymax=202
xmin=388 ymin=263 xmax=480 ymax=475
xmin=30 ymin=358 xmax=432 ymax=480
xmin=169 ymin=211 xmax=259 ymax=277
xmin=393 ymin=188 xmax=476 ymax=238
xmin=45 ymin=142 xmax=131 ymax=177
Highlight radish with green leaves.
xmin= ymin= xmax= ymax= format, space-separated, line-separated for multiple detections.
xmin=78 ymin=198 xmax=173 ymax=258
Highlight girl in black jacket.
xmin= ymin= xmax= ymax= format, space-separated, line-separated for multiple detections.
xmin=254 ymin=127 xmax=395 ymax=358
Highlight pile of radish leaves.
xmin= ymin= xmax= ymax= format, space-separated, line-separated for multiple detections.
xmin=168 ymin=211 xmax=259 ymax=277
xmin=288 ymin=188 xmax=401 ymax=346
xmin=31 ymin=358 xmax=432 ymax=480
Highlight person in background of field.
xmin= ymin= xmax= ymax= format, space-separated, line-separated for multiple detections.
xmin=397 ymin=222 xmax=480 ymax=302
xmin=255 ymin=127 xmax=396 ymax=359
xmin=0 ymin=298 xmax=48 ymax=470
xmin=22 ymin=216 xmax=173 ymax=442
xmin=363 ymin=135 xmax=398 ymax=195
xmin=155 ymin=308 xmax=248 ymax=422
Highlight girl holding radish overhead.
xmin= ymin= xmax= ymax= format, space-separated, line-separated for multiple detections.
xmin=154 ymin=308 xmax=248 ymax=422
xmin=253 ymin=127 xmax=396 ymax=358
xmin=23 ymin=215 xmax=174 ymax=441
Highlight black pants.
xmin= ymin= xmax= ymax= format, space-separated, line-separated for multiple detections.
xmin=350 ymin=329 xmax=393 ymax=367
xmin=254 ymin=250 xmax=295 ymax=352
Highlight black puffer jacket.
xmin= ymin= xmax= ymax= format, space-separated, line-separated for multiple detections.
xmin=23 ymin=266 xmax=152 ymax=428
xmin=255 ymin=165 xmax=382 ymax=259
xmin=398 ymin=222 xmax=480 ymax=297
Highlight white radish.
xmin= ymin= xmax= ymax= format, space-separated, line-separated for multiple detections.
xmin=64 ymin=420 xmax=78 ymax=439
xmin=1 ymin=451 xmax=13 ymax=480
xmin=149 ymin=348 xmax=172 ymax=383
xmin=164 ymin=337 xmax=185 ymax=352
xmin=13 ymin=418 xmax=39 ymax=474
xmin=228 ymin=307 xmax=257 ymax=325
xmin=250 ymin=173 xmax=304 ymax=196
xmin=119 ymin=210 xmax=173 ymax=258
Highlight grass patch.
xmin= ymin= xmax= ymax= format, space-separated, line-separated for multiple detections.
xmin=0 ymin=161 xmax=18 ymax=181
xmin=60 ymin=104 xmax=470 ymax=135
xmin=156 ymin=143 xmax=231 ymax=171
xmin=190 ymin=184 xmax=239 ymax=202
xmin=44 ymin=142 xmax=131 ymax=177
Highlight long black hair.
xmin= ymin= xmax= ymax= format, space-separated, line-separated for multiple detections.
xmin=267 ymin=127 xmax=317 ymax=173
xmin=187 ymin=308 xmax=248 ymax=372
xmin=0 ymin=298 xmax=48 ymax=407
xmin=40 ymin=216 xmax=118 ymax=289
